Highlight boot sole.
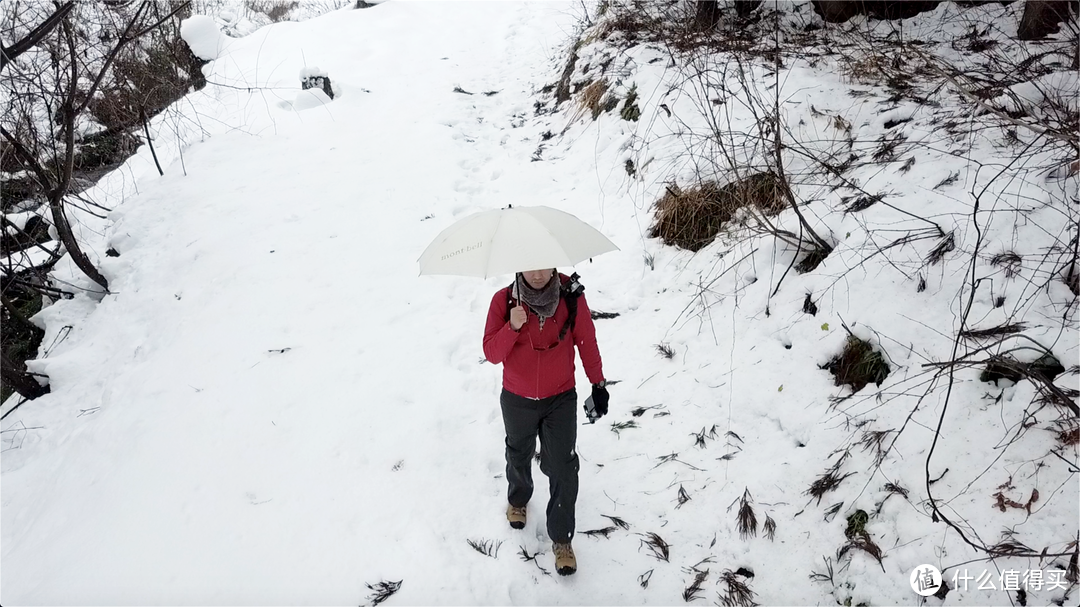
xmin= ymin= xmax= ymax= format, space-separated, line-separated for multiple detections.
xmin=509 ymin=521 xmax=525 ymax=529
xmin=557 ymin=566 xmax=576 ymax=576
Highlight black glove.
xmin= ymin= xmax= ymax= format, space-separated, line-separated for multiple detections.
xmin=591 ymin=383 xmax=609 ymax=418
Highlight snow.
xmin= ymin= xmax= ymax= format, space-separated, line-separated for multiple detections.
xmin=290 ymin=88 xmax=334 ymax=111
xmin=2 ymin=1 xmax=1077 ymax=606
xmin=180 ymin=15 xmax=227 ymax=61
xmin=0 ymin=242 xmax=58 ymax=278
xmin=299 ymin=66 xmax=329 ymax=79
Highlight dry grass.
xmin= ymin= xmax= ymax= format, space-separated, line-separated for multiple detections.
xmin=844 ymin=510 xmax=869 ymax=539
xmin=857 ymin=429 xmax=894 ymax=466
xmin=990 ymin=251 xmax=1023 ymax=278
xmin=630 ymin=405 xmax=662 ymax=417
xmin=640 ymin=532 xmax=671 ymax=562
xmin=589 ymin=9 xmax=665 ymax=46
xmin=839 ymin=509 xmax=885 ymax=570
xmin=683 ymin=569 xmax=709 ymax=602
xmin=518 ymin=545 xmax=551 ymax=575
xmin=1054 ymin=419 xmax=1079 ymax=446
xmin=872 ymin=133 xmax=906 ymax=163
xmin=843 ymin=192 xmax=884 ymax=213
xmin=981 ymin=352 xmax=1066 ymax=385
xmin=717 ymin=569 xmax=758 ymax=607
xmin=676 ymin=485 xmax=692 ymax=508
xmin=649 ymin=172 xmax=789 ymax=251
xmin=838 ymin=534 xmax=885 ymax=570
xmin=365 ymin=580 xmax=402 ymax=606
xmin=601 ymin=514 xmax=630 ymax=530
xmin=806 ymin=458 xmax=854 ymax=505
xmin=959 ymin=322 xmax=1027 ymax=339
xmin=638 ymin=569 xmax=654 ymax=588
xmin=925 ymin=232 xmax=955 ymax=265
xmin=933 ymin=171 xmax=961 ymax=190
xmin=884 ymin=482 xmax=909 ymax=498
xmin=822 ymin=336 xmax=890 ymax=393
xmin=839 ymin=52 xmax=890 ymax=85
xmin=466 ymin=538 xmax=502 ymax=558
xmin=581 ymin=526 xmax=618 ymax=539
xmin=735 ymin=489 xmax=758 ymax=539
xmin=763 ymin=513 xmax=777 ymax=541
xmin=576 ymin=79 xmax=610 ymax=121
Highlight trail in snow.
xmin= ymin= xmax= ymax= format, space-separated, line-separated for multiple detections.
xmin=3 ymin=1 xmax=1077 ymax=606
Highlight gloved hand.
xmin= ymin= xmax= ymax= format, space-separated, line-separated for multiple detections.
xmin=591 ymin=382 xmax=609 ymax=418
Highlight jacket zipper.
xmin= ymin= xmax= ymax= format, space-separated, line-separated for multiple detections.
xmin=535 ymin=318 xmax=541 ymax=398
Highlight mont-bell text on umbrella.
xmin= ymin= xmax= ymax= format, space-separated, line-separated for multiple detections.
xmin=440 ymin=240 xmax=483 ymax=261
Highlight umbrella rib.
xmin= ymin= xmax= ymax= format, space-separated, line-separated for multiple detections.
xmin=488 ymin=212 xmax=506 ymax=279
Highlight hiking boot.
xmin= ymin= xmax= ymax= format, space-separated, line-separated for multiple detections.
xmin=507 ymin=505 xmax=526 ymax=529
xmin=552 ymin=541 xmax=576 ymax=576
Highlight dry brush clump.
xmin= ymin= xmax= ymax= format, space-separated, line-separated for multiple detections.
xmin=575 ymin=78 xmax=611 ymax=121
xmin=822 ymin=335 xmax=890 ymax=393
xmin=649 ymin=171 xmax=788 ymax=251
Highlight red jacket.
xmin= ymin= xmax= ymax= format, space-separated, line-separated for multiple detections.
xmin=483 ymin=274 xmax=605 ymax=399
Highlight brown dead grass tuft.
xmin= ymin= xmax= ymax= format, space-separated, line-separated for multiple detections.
xmin=649 ymin=171 xmax=788 ymax=251
xmin=577 ymin=79 xmax=610 ymax=121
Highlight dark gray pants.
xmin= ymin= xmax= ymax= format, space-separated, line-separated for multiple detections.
xmin=500 ymin=388 xmax=579 ymax=543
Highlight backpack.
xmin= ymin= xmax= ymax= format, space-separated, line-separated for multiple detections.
xmin=506 ymin=273 xmax=585 ymax=341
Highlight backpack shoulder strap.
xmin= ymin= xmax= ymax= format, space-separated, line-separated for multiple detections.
xmin=558 ymin=273 xmax=584 ymax=340
xmin=504 ymin=281 xmax=516 ymax=321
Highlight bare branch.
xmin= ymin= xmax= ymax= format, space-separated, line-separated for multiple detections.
xmin=0 ymin=2 xmax=75 ymax=71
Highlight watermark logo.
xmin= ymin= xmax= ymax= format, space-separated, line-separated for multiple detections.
xmin=910 ymin=564 xmax=943 ymax=597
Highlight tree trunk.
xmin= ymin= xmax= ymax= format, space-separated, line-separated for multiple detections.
xmin=812 ymin=0 xmax=942 ymax=22
xmin=694 ymin=1 xmax=722 ymax=31
xmin=735 ymin=0 xmax=764 ymax=18
xmin=1 ymin=352 xmax=49 ymax=400
xmin=1018 ymin=0 xmax=1078 ymax=40
xmin=56 ymin=18 xmax=109 ymax=291
xmin=1 ymin=293 xmax=45 ymax=338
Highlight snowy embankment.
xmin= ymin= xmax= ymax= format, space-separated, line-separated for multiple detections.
xmin=2 ymin=1 xmax=1077 ymax=605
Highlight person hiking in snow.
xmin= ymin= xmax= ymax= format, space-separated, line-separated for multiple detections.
xmin=482 ymin=268 xmax=609 ymax=576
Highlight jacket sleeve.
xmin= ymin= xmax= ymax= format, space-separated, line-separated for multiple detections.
xmin=573 ymin=294 xmax=606 ymax=385
xmin=483 ymin=288 xmax=519 ymax=365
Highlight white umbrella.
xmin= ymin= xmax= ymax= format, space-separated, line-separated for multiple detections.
xmin=418 ymin=205 xmax=618 ymax=278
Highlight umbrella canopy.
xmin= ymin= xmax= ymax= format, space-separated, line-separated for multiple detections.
xmin=418 ymin=205 xmax=618 ymax=278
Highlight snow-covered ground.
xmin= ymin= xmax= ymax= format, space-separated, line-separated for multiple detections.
xmin=2 ymin=2 xmax=1077 ymax=605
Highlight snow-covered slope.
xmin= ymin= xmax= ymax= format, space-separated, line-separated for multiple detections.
xmin=2 ymin=2 xmax=1077 ymax=605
